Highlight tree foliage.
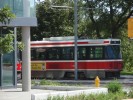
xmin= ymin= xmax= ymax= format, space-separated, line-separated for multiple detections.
xmin=31 ymin=0 xmax=74 ymax=40
xmin=0 ymin=32 xmax=14 ymax=54
xmin=32 ymin=0 xmax=133 ymax=40
xmin=0 ymin=6 xmax=15 ymax=54
xmin=0 ymin=6 xmax=15 ymax=24
xmin=81 ymin=0 xmax=133 ymax=38
xmin=120 ymin=30 xmax=133 ymax=71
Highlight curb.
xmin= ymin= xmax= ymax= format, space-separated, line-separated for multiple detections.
xmin=31 ymin=87 xmax=108 ymax=100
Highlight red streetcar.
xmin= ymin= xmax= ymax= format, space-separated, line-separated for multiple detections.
xmin=18 ymin=36 xmax=123 ymax=79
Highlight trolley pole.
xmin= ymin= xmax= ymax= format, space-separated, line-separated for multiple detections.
xmin=74 ymin=0 xmax=78 ymax=80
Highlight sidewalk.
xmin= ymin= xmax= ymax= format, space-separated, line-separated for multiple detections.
xmin=0 ymin=88 xmax=55 ymax=100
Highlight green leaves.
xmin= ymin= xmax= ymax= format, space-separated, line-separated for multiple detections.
xmin=0 ymin=6 xmax=16 ymax=54
xmin=0 ymin=33 xmax=14 ymax=54
xmin=106 ymin=80 xmax=122 ymax=93
xmin=17 ymin=42 xmax=24 ymax=51
xmin=31 ymin=0 xmax=74 ymax=40
xmin=0 ymin=6 xmax=15 ymax=24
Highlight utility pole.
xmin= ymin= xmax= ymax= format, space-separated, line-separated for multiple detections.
xmin=74 ymin=0 xmax=78 ymax=80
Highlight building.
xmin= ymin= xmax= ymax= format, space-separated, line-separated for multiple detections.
xmin=0 ymin=0 xmax=37 ymax=91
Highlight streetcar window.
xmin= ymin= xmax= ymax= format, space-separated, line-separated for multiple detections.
xmin=61 ymin=47 xmax=74 ymax=60
xmin=78 ymin=47 xmax=86 ymax=60
xmin=30 ymin=45 xmax=121 ymax=60
xmin=47 ymin=48 xmax=60 ymax=60
xmin=45 ymin=47 xmax=74 ymax=60
xmin=31 ymin=48 xmax=47 ymax=60
xmin=89 ymin=46 xmax=103 ymax=59
xmin=31 ymin=49 xmax=36 ymax=60
xmin=95 ymin=47 xmax=103 ymax=59
xmin=105 ymin=45 xmax=121 ymax=59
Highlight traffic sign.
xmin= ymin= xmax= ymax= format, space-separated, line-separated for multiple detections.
xmin=128 ymin=18 xmax=133 ymax=38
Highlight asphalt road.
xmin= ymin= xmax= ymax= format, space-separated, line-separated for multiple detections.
xmin=18 ymin=75 xmax=133 ymax=88
xmin=49 ymin=75 xmax=133 ymax=89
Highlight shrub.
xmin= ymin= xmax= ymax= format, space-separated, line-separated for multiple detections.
xmin=47 ymin=92 xmax=126 ymax=100
xmin=106 ymin=80 xmax=122 ymax=93
xmin=127 ymin=88 xmax=133 ymax=98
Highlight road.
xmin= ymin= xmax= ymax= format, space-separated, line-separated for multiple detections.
xmin=18 ymin=75 xmax=133 ymax=89
xmin=50 ymin=75 xmax=133 ymax=89
xmin=17 ymin=75 xmax=133 ymax=92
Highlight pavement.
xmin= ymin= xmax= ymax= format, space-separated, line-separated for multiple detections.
xmin=0 ymin=88 xmax=55 ymax=100
xmin=0 ymin=84 xmax=108 ymax=100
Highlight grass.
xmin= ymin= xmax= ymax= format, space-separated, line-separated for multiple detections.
xmin=32 ymin=79 xmax=81 ymax=86
xmin=121 ymin=71 xmax=133 ymax=75
xmin=47 ymin=91 xmax=130 ymax=100
xmin=47 ymin=80 xmax=133 ymax=100
xmin=31 ymin=79 xmax=63 ymax=86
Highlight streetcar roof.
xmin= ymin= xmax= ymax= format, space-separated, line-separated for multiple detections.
xmin=31 ymin=38 xmax=121 ymax=48
xmin=31 ymin=38 xmax=120 ymax=44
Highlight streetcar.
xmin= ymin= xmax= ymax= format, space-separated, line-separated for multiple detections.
xmin=18 ymin=36 xmax=123 ymax=79
xmin=22 ymin=36 xmax=122 ymax=79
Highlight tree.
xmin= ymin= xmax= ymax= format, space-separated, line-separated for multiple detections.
xmin=0 ymin=6 xmax=15 ymax=54
xmin=32 ymin=0 xmax=133 ymax=39
xmin=31 ymin=0 xmax=74 ymax=40
xmin=120 ymin=30 xmax=133 ymax=72
xmin=82 ymin=0 xmax=133 ymax=38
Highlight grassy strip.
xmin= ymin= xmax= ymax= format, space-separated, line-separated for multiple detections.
xmin=31 ymin=80 xmax=63 ymax=86
xmin=32 ymin=79 xmax=81 ymax=86
xmin=47 ymin=80 xmax=133 ymax=100
xmin=121 ymin=71 xmax=133 ymax=75
xmin=48 ymin=92 xmax=128 ymax=100
xmin=53 ymin=91 xmax=133 ymax=100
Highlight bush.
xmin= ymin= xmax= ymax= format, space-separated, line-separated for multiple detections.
xmin=106 ymin=80 xmax=122 ymax=93
xmin=127 ymin=88 xmax=133 ymax=98
xmin=47 ymin=92 xmax=126 ymax=100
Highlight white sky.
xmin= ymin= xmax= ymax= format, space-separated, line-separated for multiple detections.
xmin=36 ymin=0 xmax=44 ymax=2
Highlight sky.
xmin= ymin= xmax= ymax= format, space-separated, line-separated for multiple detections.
xmin=36 ymin=0 xmax=44 ymax=2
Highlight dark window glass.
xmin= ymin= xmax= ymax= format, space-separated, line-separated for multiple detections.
xmin=105 ymin=45 xmax=121 ymax=59
xmin=61 ymin=47 xmax=74 ymax=60
xmin=47 ymin=48 xmax=60 ymax=60
xmin=78 ymin=46 xmax=86 ymax=60
xmin=95 ymin=47 xmax=103 ymax=59
xmin=30 ymin=45 xmax=121 ymax=60
xmin=89 ymin=46 xmax=104 ymax=59
xmin=111 ymin=41 xmax=120 ymax=44
xmin=31 ymin=48 xmax=47 ymax=60
xmin=90 ymin=47 xmax=95 ymax=59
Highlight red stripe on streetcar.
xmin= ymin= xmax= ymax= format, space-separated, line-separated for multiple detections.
xmin=104 ymin=41 xmax=109 ymax=43
xmin=31 ymin=42 xmax=88 ymax=46
xmin=44 ymin=61 xmax=123 ymax=70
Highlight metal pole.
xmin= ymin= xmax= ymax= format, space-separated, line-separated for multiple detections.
xmin=22 ymin=26 xmax=31 ymax=91
xmin=0 ymin=27 xmax=3 ymax=87
xmin=0 ymin=27 xmax=2 ymax=87
xmin=22 ymin=0 xmax=31 ymax=91
xmin=74 ymin=0 xmax=78 ymax=80
xmin=13 ymin=27 xmax=17 ymax=87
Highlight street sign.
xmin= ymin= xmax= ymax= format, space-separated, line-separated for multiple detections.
xmin=128 ymin=18 xmax=133 ymax=38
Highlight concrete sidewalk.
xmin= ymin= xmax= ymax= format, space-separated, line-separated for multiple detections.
xmin=0 ymin=88 xmax=56 ymax=100
xmin=0 ymin=84 xmax=108 ymax=100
